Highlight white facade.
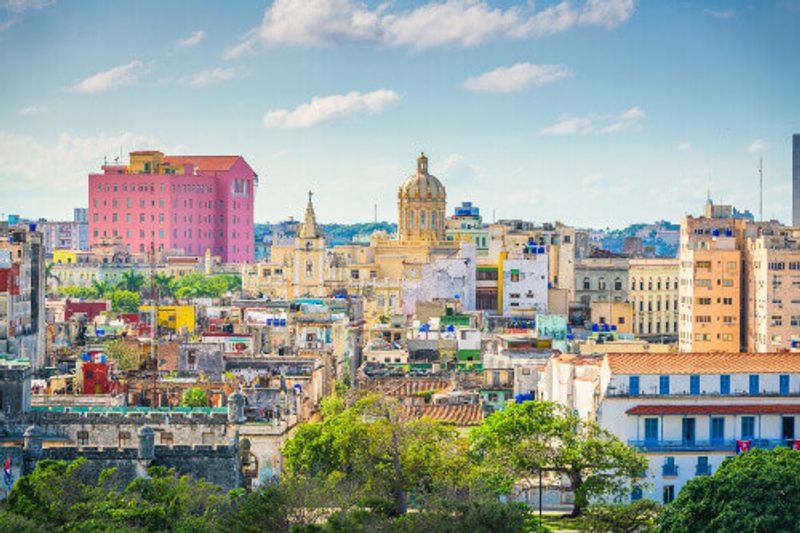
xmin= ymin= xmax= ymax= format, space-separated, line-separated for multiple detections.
xmin=502 ymin=255 xmax=548 ymax=316
xmin=596 ymin=354 xmax=800 ymax=504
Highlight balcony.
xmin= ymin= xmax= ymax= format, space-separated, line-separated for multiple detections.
xmin=630 ymin=438 xmax=789 ymax=453
xmin=662 ymin=464 xmax=679 ymax=477
xmin=695 ymin=463 xmax=712 ymax=476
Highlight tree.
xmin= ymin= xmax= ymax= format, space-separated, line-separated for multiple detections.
xmin=469 ymin=401 xmax=648 ymax=517
xmin=91 ymin=278 xmax=119 ymax=297
xmin=152 ymin=273 xmax=175 ymax=299
xmin=181 ymin=387 xmax=209 ymax=407
xmin=109 ymin=289 xmax=140 ymax=313
xmin=43 ymin=262 xmax=59 ymax=296
xmin=583 ymin=500 xmax=660 ymax=533
xmin=58 ymin=285 xmax=98 ymax=299
xmin=282 ymin=395 xmax=472 ymax=516
xmin=659 ymin=448 xmax=800 ymax=533
xmin=120 ymin=270 xmax=147 ymax=293
xmin=4 ymin=459 xmax=237 ymax=531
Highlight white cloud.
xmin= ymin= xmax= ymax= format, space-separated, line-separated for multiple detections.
xmin=185 ymin=67 xmax=237 ymax=88
xmin=0 ymin=130 xmax=169 ymax=216
xmin=70 ymin=60 xmax=144 ymax=94
xmin=539 ymin=115 xmax=593 ymax=136
xmin=748 ymin=139 xmax=769 ymax=153
xmin=463 ymin=62 xmax=572 ymax=93
xmin=225 ymin=0 xmax=635 ymax=56
xmin=704 ymin=8 xmax=735 ymax=19
xmin=434 ymin=153 xmax=486 ymax=184
xmin=18 ymin=104 xmax=46 ymax=116
xmin=0 ymin=0 xmax=52 ymax=31
xmin=263 ymin=89 xmax=401 ymax=129
xmin=177 ymin=30 xmax=205 ymax=47
xmin=676 ymin=142 xmax=692 ymax=153
xmin=540 ymin=106 xmax=645 ymax=135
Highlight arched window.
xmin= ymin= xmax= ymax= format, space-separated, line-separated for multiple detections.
xmin=408 ymin=210 xmax=415 ymax=230
xmin=614 ymin=277 xmax=622 ymax=291
xmin=420 ymin=210 xmax=427 ymax=230
xmin=431 ymin=210 xmax=437 ymax=230
xmin=583 ymin=277 xmax=590 ymax=290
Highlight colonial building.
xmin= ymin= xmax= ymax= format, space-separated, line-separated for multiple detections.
xmin=629 ymin=258 xmax=679 ymax=340
xmin=596 ymin=352 xmax=800 ymax=504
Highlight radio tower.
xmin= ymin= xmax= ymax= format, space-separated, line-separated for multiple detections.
xmin=758 ymin=157 xmax=764 ymax=222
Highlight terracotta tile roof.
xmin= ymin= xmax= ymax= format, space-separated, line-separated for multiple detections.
xmin=606 ymin=352 xmax=800 ymax=375
xmin=374 ymin=378 xmax=452 ymax=397
xmin=627 ymin=403 xmax=800 ymax=415
xmin=163 ymin=155 xmax=242 ymax=172
xmin=400 ymin=403 xmax=483 ymax=426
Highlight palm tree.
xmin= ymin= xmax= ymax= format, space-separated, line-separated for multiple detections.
xmin=43 ymin=262 xmax=59 ymax=296
xmin=91 ymin=278 xmax=117 ymax=298
xmin=120 ymin=270 xmax=146 ymax=293
xmin=152 ymin=273 xmax=175 ymax=300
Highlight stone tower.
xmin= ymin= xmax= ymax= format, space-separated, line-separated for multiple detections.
xmin=397 ymin=153 xmax=447 ymax=242
xmin=293 ymin=192 xmax=326 ymax=295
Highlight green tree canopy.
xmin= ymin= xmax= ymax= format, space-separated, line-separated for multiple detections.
xmin=469 ymin=401 xmax=648 ymax=516
xmin=109 ymin=289 xmax=140 ymax=313
xmin=120 ymin=270 xmax=147 ymax=293
xmin=659 ymin=448 xmax=800 ymax=533
xmin=58 ymin=285 xmax=99 ymax=299
xmin=282 ymin=394 xmax=475 ymax=516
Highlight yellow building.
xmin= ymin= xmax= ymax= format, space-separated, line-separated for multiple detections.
xmin=628 ymin=258 xmax=679 ymax=339
xmin=590 ymin=301 xmax=633 ymax=334
xmin=243 ymin=153 xmax=460 ymax=320
xmin=141 ymin=305 xmax=196 ymax=333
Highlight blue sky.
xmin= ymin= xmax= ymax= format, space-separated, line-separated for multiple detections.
xmin=1 ymin=0 xmax=799 ymax=228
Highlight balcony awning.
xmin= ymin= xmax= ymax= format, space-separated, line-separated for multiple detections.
xmin=626 ymin=404 xmax=800 ymax=415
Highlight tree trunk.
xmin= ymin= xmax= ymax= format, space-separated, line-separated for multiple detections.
xmin=391 ymin=425 xmax=407 ymax=516
xmin=567 ymin=472 xmax=585 ymax=518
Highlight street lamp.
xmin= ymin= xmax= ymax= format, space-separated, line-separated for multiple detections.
xmin=532 ymin=462 xmax=543 ymax=530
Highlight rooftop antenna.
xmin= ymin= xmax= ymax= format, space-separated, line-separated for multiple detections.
xmin=758 ymin=156 xmax=764 ymax=222
xmin=374 ymin=203 xmax=377 ymax=223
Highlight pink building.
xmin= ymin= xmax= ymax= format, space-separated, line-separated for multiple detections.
xmin=88 ymin=151 xmax=257 ymax=263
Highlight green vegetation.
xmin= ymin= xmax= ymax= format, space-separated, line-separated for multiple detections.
xmin=659 ymin=448 xmax=800 ymax=533
xmin=321 ymin=222 xmax=396 ymax=245
xmin=169 ymin=272 xmax=241 ymax=299
xmin=109 ymin=290 xmax=140 ymax=313
xmin=469 ymin=401 xmax=648 ymax=517
xmin=180 ymin=387 xmax=210 ymax=408
xmin=54 ymin=271 xmax=242 ymax=306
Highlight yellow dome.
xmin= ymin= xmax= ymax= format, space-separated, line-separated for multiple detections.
xmin=400 ymin=153 xmax=446 ymax=199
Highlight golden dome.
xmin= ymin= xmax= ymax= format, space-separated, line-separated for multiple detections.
xmin=399 ymin=153 xmax=445 ymax=199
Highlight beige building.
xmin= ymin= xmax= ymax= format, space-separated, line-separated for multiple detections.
xmin=243 ymin=153 xmax=460 ymax=321
xmin=678 ymin=206 xmax=746 ymax=352
xmin=746 ymin=227 xmax=800 ymax=352
xmin=628 ymin=258 xmax=679 ymax=339
xmin=590 ymin=301 xmax=633 ymax=334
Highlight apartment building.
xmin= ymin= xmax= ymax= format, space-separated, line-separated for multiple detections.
xmin=746 ymin=227 xmax=800 ymax=352
xmin=0 ymin=224 xmax=45 ymax=369
xmin=628 ymin=258 xmax=679 ymax=340
xmin=597 ymin=352 xmax=800 ymax=503
xmin=89 ymin=150 xmax=257 ymax=263
xmin=678 ymin=205 xmax=747 ymax=352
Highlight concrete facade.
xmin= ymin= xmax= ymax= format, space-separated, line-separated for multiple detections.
xmin=88 ymin=151 xmax=257 ymax=263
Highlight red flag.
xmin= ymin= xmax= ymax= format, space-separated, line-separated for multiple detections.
xmin=3 ymin=455 xmax=9 ymax=471
xmin=793 ymin=440 xmax=800 ymax=450
xmin=736 ymin=440 xmax=752 ymax=453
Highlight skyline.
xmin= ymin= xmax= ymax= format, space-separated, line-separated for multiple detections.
xmin=1 ymin=0 xmax=800 ymax=227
